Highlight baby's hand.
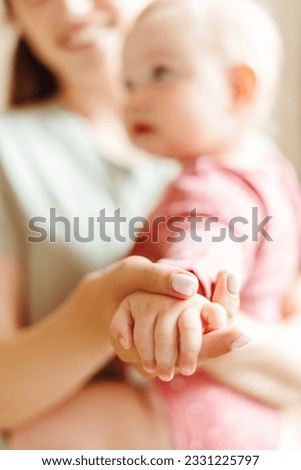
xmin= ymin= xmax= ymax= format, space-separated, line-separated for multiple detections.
xmin=110 ymin=292 xmax=227 ymax=381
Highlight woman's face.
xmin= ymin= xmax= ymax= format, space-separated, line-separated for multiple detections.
xmin=9 ymin=0 xmax=154 ymax=84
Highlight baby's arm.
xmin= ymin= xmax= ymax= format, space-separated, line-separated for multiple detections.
xmin=202 ymin=270 xmax=301 ymax=409
xmin=129 ymin=172 xmax=257 ymax=301
xmin=110 ymin=291 xmax=228 ymax=381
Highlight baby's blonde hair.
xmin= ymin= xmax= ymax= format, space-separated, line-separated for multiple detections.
xmin=136 ymin=0 xmax=282 ymax=127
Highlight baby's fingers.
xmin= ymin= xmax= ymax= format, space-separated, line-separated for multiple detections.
xmin=110 ymin=302 xmax=134 ymax=351
xmin=202 ymin=302 xmax=227 ymax=333
xmin=154 ymin=314 xmax=179 ymax=382
xmin=178 ymin=307 xmax=203 ymax=376
xmin=134 ymin=314 xmax=157 ymax=375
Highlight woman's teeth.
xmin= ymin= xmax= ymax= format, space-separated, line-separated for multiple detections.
xmin=61 ymin=12 xmax=114 ymax=50
xmin=66 ymin=28 xmax=102 ymax=48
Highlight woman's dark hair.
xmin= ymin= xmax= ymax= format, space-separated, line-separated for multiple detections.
xmin=4 ymin=0 xmax=59 ymax=106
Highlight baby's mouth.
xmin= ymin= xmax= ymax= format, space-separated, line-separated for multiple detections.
xmin=132 ymin=122 xmax=155 ymax=136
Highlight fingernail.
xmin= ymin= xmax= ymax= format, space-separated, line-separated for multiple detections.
xmin=180 ymin=365 xmax=195 ymax=376
xmin=143 ymin=364 xmax=156 ymax=374
xmin=172 ymin=274 xmax=198 ymax=296
xmin=158 ymin=372 xmax=174 ymax=382
xmin=227 ymin=273 xmax=241 ymax=296
xmin=231 ymin=335 xmax=250 ymax=349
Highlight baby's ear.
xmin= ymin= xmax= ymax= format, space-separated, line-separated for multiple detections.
xmin=231 ymin=64 xmax=257 ymax=104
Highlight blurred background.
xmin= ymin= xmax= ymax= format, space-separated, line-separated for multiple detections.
xmin=0 ymin=0 xmax=301 ymax=177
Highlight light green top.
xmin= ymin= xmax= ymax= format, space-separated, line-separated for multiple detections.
xmin=0 ymin=103 xmax=177 ymax=323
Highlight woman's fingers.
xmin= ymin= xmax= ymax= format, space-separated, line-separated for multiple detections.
xmin=199 ymin=272 xmax=249 ymax=362
xmin=212 ymin=272 xmax=241 ymax=321
xmin=198 ymin=326 xmax=250 ymax=362
xmin=113 ymin=256 xmax=199 ymax=301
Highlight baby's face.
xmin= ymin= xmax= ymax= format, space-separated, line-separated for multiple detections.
xmin=123 ymin=9 xmax=233 ymax=160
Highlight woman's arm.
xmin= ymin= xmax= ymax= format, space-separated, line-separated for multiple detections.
xmin=1 ymin=256 xmax=247 ymax=431
xmin=0 ymin=255 xmax=25 ymax=337
xmin=0 ymin=255 xmax=204 ymax=431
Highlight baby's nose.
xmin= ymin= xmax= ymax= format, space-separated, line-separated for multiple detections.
xmin=127 ymin=86 xmax=150 ymax=112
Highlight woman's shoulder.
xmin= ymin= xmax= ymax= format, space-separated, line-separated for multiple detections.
xmin=0 ymin=101 xmax=89 ymax=165
xmin=0 ymin=101 xmax=69 ymax=133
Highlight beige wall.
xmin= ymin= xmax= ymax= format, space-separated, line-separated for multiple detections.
xmin=0 ymin=1 xmax=301 ymax=177
xmin=263 ymin=0 xmax=301 ymax=177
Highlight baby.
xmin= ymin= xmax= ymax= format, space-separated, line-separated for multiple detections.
xmin=111 ymin=0 xmax=301 ymax=449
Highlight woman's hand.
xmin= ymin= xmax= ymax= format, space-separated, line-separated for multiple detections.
xmin=0 ymin=255 xmax=202 ymax=430
xmin=111 ymin=270 xmax=247 ymax=376
xmin=78 ymin=255 xmax=200 ymax=331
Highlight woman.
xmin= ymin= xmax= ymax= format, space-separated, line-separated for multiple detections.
xmin=0 ymin=0 xmax=300 ymax=450
xmin=0 ymin=0 xmax=246 ymax=450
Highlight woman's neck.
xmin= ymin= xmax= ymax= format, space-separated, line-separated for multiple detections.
xmin=57 ymin=73 xmax=151 ymax=167
xmin=58 ymin=72 xmax=123 ymax=123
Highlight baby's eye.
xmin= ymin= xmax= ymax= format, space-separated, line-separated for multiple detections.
xmin=151 ymin=65 xmax=173 ymax=82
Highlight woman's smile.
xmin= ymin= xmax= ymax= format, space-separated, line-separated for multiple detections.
xmin=58 ymin=26 xmax=107 ymax=52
